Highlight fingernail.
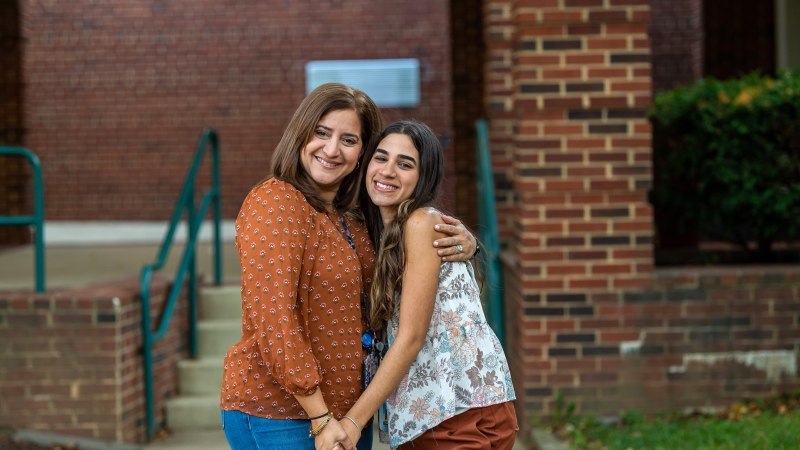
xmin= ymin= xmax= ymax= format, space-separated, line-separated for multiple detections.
xmin=435 ymin=225 xmax=440 ymax=230
xmin=433 ymin=241 xmax=439 ymax=247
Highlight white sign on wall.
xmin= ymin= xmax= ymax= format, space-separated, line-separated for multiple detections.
xmin=305 ymin=58 xmax=421 ymax=108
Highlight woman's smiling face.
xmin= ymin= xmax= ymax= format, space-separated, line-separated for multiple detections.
xmin=365 ymin=133 xmax=420 ymax=221
xmin=300 ymin=108 xmax=363 ymax=197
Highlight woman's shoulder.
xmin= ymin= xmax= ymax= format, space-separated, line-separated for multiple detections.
xmin=244 ymin=178 xmax=314 ymax=217
xmin=404 ymin=207 xmax=446 ymax=238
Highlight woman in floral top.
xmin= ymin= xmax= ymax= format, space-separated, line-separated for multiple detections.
xmin=219 ymin=84 xmax=477 ymax=450
xmin=338 ymin=121 xmax=518 ymax=449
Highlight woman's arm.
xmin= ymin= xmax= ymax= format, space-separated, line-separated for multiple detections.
xmin=432 ymin=214 xmax=477 ymax=262
xmin=340 ymin=209 xmax=445 ymax=442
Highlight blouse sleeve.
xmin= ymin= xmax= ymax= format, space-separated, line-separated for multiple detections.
xmin=237 ymin=183 xmax=322 ymax=396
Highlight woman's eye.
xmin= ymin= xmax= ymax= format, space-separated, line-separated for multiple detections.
xmin=315 ymin=130 xmax=328 ymax=138
xmin=343 ymin=138 xmax=357 ymax=146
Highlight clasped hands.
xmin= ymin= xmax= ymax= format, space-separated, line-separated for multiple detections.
xmin=314 ymin=415 xmax=362 ymax=450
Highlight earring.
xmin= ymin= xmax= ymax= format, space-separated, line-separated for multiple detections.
xmin=356 ymin=161 xmax=360 ymax=169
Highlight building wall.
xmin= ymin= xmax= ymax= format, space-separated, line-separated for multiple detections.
xmin=490 ymin=2 xmax=800 ymax=443
xmin=19 ymin=0 xmax=452 ymax=221
xmin=0 ymin=276 xmax=189 ymax=443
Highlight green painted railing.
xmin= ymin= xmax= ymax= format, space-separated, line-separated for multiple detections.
xmin=476 ymin=119 xmax=505 ymax=346
xmin=0 ymin=147 xmax=45 ymax=292
xmin=140 ymin=128 xmax=223 ymax=439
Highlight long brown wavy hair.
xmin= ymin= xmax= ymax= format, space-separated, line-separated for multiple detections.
xmin=269 ymin=83 xmax=383 ymax=214
xmin=359 ymin=120 xmax=445 ymax=331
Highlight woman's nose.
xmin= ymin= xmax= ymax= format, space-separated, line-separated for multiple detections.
xmin=322 ymin=139 xmax=340 ymax=157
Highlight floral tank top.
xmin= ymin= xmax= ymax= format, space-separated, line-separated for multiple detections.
xmin=380 ymin=261 xmax=516 ymax=448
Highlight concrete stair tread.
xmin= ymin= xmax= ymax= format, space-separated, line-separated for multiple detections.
xmin=165 ymin=396 xmax=222 ymax=430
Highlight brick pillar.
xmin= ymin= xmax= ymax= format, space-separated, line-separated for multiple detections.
xmin=497 ymin=0 xmax=654 ymax=435
xmin=484 ymin=0 xmax=516 ymax=250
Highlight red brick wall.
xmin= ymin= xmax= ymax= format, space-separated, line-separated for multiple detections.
xmin=505 ymin=263 xmax=800 ymax=437
xmin=484 ymin=0 xmax=516 ymax=249
xmin=0 ymin=0 xmax=29 ymax=247
xmin=19 ymin=0 xmax=452 ymax=221
xmin=0 ymin=276 xmax=189 ymax=443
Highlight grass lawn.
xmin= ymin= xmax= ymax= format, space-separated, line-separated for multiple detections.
xmin=548 ymin=391 xmax=800 ymax=450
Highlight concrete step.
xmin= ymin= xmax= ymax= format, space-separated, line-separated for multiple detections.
xmin=201 ymin=285 xmax=243 ymax=321
xmin=164 ymin=396 xmax=221 ymax=431
xmin=178 ymin=357 xmax=224 ymax=396
xmin=197 ymin=320 xmax=241 ymax=358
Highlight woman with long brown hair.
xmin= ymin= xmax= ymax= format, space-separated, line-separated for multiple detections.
xmin=219 ymin=85 xmax=477 ymax=450
xmin=337 ymin=120 xmax=517 ymax=450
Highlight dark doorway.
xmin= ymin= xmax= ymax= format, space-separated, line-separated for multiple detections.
xmin=449 ymin=0 xmax=485 ymax=230
xmin=0 ymin=0 xmax=29 ymax=248
xmin=704 ymin=0 xmax=775 ymax=79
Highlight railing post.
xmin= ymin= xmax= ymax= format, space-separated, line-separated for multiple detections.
xmin=188 ymin=184 xmax=198 ymax=358
xmin=475 ymin=120 xmax=505 ymax=346
xmin=212 ymin=132 xmax=222 ymax=286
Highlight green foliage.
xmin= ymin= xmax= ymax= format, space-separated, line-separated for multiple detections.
xmin=649 ymin=70 xmax=800 ymax=261
xmin=554 ymin=391 xmax=800 ymax=450
xmin=572 ymin=409 xmax=800 ymax=450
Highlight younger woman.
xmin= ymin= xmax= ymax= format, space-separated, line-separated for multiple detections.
xmin=338 ymin=121 xmax=517 ymax=449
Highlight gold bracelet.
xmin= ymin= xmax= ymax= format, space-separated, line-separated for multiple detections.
xmin=342 ymin=415 xmax=362 ymax=433
xmin=308 ymin=411 xmax=334 ymax=437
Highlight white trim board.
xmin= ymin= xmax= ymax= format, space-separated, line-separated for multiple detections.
xmin=40 ymin=221 xmax=237 ymax=246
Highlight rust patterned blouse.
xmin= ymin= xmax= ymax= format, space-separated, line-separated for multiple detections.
xmin=219 ymin=179 xmax=376 ymax=420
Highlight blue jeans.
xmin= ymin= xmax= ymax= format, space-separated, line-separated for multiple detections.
xmin=221 ymin=409 xmax=373 ymax=450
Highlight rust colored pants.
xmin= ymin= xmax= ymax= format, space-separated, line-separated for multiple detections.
xmin=397 ymin=401 xmax=519 ymax=450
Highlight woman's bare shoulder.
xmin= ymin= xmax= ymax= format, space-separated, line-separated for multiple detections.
xmin=405 ymin=207 xmax=446 ymax=240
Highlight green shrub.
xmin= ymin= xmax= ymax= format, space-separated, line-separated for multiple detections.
xmin=649 ymin=70 xmax=800 ymax=262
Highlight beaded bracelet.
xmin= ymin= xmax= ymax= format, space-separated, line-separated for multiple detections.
xmin=309 ymin=412 xmax=334 ymax=437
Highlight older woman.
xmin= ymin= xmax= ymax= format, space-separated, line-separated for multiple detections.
xmin=219 ymin=84 xmax=476 ymax=450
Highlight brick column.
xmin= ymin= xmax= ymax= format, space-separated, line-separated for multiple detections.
xmin=484 ymin=0 xmax=516 ymax=249
xmin=498 ymin=0 xmax=654 ymax=434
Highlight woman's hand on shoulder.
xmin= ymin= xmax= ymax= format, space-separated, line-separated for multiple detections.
xmin=431 ymin=214 xmax=476 ymax=262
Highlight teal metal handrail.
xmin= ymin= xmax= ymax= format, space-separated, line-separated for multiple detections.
xmin=475 ymin=120 xmax=505 ymax=346
xmin=140 ymin=128 xmax=223 ymax=439
xmin=0 ymin=147 xmax=45 ymax=292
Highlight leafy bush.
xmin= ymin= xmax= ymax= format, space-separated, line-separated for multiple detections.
xmin=649 ymin=70 xmax=800 ymax=262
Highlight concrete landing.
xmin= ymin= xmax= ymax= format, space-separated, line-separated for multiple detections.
xmin=0 ymin=242 xmax=241 ymax=291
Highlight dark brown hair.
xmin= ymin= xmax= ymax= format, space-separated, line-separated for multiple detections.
xmin=359 ymin=120 xmax=445 ymax=330
xmin=269 ymin=83 xmax=383 ymax=214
